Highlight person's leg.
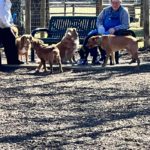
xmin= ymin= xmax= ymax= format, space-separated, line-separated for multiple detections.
xmin=90 ymin=47 xmax=99 ymax=64
xmin=115 ymin=51 xmax=119 ymax=64
xmin=1 ymin=28 xmax=22 ymax=64
xmin=99 ymin=47 xmax=106 ymax=61
xmin=78 ymin=46 xmax=89 ymax=65
xmin=78 ymin=29 xmax=98 ymax=65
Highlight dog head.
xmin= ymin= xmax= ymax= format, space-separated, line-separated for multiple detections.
xmin=87 ymin=35 xmax=102 ymax=49
xmin=64 ymin=28 xmax=79 ymax=40
xmin=20 ymin=34 xmax=33 ymax=48
xmin=31 ymin=38 xmax=44 ymax=50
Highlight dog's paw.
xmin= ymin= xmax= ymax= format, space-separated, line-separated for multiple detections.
xmin=60 ymin=69 xmax=63 ymax=73
xmin=102 ymin=63 xmax=106 ymax=67
xmin=34 ymin=69 xmax=40 ymax=74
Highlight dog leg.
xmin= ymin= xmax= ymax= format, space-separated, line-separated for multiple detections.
xmin=102 ymin=56 xmax=109 ymax=67
xmin=42 ymin=60 xmax=47 ymax=72
xmin=129 ymin=59 xmax=136 ymax=64
xmin=109 ymin=52 xmax=115 ymax=65
xmin=112 ymin=52 xmax=115 ymax=65
xmin=72 ymin=55 xmax=77 ymax=64
xmin=130 ymin=51 xmax=140 ymax=69
xmin=102 ymin=51 xmax=110 ymax=67
xmin=36 ymin=62 xmax=43 ymax=72
xmin=58 ymin=61 xmax=63 ymax=73
xmin=19 ymin=55 xmax=23 ymax=62
xmin=49 ymin=63 xmax=53 ymax=74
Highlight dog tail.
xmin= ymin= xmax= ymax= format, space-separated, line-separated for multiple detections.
xmin=137 ymin=38 xmax=144 ymax=42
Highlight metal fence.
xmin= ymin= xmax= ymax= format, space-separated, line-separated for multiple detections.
xmin=11 ymin=0 xmax=143 ymax=32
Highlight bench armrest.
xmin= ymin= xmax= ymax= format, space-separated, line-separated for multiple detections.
xmin=31 ymin=28 xmax=50 ymax=37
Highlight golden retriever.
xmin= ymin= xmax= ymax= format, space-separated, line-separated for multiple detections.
xmin=56 ymin=28 xmax=79 ymax=64
xmin=16 ymin=34 xmax=32 ymax=63
xmin=87 ymin=35 xmax=142 ymax=68
xmin=31 ymin=38 xmax=63 ymax=73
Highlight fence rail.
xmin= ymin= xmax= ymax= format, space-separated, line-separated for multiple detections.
xmin=49 ymin=1 xmax=139 ymax=17
xmin=11 ymin=0 xmax=149 ymax=46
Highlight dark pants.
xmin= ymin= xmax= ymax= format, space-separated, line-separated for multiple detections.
xmin=79 ymin=29 xmax=102 ymax=63
xmin=0 ymin=27 xmax=19 ymax=64
xmin=79 ymin=29 xmax=117 ymax=64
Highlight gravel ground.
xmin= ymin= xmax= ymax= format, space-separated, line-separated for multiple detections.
xmin=0 ymin=49 xmax=150 ymax=150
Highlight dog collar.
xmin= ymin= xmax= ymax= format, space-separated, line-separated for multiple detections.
xmin=97 ymin=36 xmax=102 ymax=45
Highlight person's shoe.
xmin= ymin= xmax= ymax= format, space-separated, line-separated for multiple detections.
xmin=17 ymin=60 xmax=24 ymax=64
xmin=9 ymin=60 xmax=24 ymax=65
xmin=92 ymin=60 xmax=102 ymax=65
xmin=77 ymin=59 xmax=88 ymax=65
xmin=99 ymin=57 xmax=106 ymax=61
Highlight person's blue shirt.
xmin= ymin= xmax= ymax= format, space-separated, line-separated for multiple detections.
xmin=96 ymin=5 xmax=130 ymax=34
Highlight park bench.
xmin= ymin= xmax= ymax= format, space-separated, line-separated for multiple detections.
xmin=31 ymin=16 xmax=136 ymax=62
xmin=32 ymin=16 xmax=97 ymax=44
xmin=31 ymin=16 xmax=98 ymax=61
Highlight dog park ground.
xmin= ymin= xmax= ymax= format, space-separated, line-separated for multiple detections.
xmin=0 ymin=48 xmax=150 ymax=149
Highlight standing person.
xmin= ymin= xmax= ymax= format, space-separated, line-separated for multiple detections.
xmin=0 ymin=0 xmax=23 ymax=65
xmin=78 ymin=0 xmax=130 ymax=65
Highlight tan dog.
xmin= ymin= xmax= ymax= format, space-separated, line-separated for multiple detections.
xmin=87 ymin=35 xmax=142 ymax=68
xmin=16 ymin=34 xmax=32 ymax=63
xmin=56 ymin=28 xmax=79 ymax=64
xmin=32 ymin=38 xmax=63 ymax=73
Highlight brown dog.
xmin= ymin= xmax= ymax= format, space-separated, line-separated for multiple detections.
xmin=32 ymin=38 xmax=63 ymax=73
xmin=16 ymin=34 xmax=32 ymax=63
xmin=87 ymin=35 xmax=142 ymax=68
xmin=56 ymin=28 xmax=79 ymax=64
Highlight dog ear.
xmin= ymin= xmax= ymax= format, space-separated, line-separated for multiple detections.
xmin=29 ymin=35 xmax=33 ymax=41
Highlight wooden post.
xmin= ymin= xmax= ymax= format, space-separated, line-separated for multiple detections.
xmin=40 ymin=0 xmax=46 ymax=38
xmin=46 ymin=0 xmax=49 ymax=26
xmin=72 ymin=4 xmax=75 ymax=16
xmin=25 ymin=0 xmax=31 ymax=34
xmin=40 ymin=0 xmax=46 ymax=28
xmin=96 ymin=0 xmax=103 ymax=15
xmin=143 ymin=0 xmax=150 ymax=47
xmin=64 ymin=0 xmax=66 ymax=16
xmin=139 ymin=1 xmax=143 ymax=27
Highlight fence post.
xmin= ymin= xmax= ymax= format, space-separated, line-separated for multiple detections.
xmin=40 ymin=0 xmax=46 ymax=38
xmin=96 ymin=0 xmax=103 ymax=15
xmin=64 ymin=0 xmax=66 ymax=16
xmin=25 ymin=0 xmax=31 ymax=34
xmin=40 ymin=0 xmax=46 ymax=28
xmin=143 ymin=0 xmax=150 ymax=47
xmin=72 ymin=4 xmax=75 ymax=16
xmin=140 ymin=1 xmax=143 ymax=27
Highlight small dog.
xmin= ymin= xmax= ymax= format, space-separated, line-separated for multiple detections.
xmin=56 ymin=28 xmax=79 ymax=64
xmin=87 ymin=35 xmax=142 ymax=68
xmin=32 ymin=38 xmax=63 ymax=73
xmin=16 ymin=34 xmax=32 ymax=63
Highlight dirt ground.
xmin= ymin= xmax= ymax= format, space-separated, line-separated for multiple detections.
xmin=0 ymin=49 xmax=150 ymax=150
